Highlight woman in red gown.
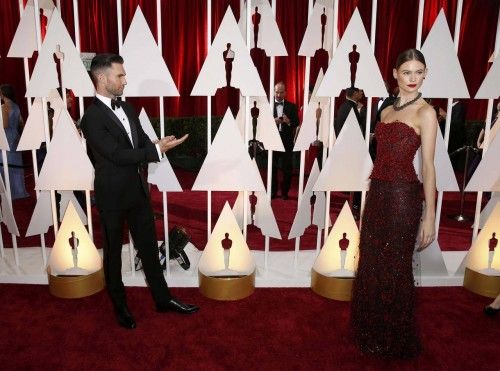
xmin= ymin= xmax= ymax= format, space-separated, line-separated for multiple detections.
xmin=351 ymin=49 xmax=438 ymax=358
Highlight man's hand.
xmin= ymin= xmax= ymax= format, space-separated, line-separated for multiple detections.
xmin=158 ymin=134 xmax=189 ymax=153
xmin=275 ymin=117 xmax=282 ymax=125
xmin=282 ymin=114 xmax=291 ymax=125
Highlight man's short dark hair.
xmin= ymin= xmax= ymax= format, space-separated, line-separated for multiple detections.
xmin=90 ymin=53 xmax=124 ymax=83
xmin=345 ymin=87 xmax=360 ymax=98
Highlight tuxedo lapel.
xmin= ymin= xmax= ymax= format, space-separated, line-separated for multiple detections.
xmin=123 ymin=105 xmax=138 ymax=148
xmin=94 ymin=98 xmax=134 ymax=148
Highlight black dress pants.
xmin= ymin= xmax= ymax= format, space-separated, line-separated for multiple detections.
xmin=99 ymin=196 xmax=171 ymax=308
xmin=272 ymin=150 xmax=293 ymax=196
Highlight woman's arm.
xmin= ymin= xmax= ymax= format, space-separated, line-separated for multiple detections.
xmin=417 ymin=105 xmax=438 ymax=250
xmin=2 ymin=105 xmax=8 ymax=129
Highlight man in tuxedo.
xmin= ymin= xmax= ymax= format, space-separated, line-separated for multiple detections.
xmin=334 ymin=87 xmax=364 ymax=137
xmin=272 ymin=81 xmax=299 ymax=200
xmin=80 ymin=54 xmax=198 ymax=329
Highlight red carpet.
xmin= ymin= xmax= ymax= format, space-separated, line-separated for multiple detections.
xmin=4 ymin=166 xmax=485 ymax=252
xmin=0 ymin=284 xmax=497 ymax=370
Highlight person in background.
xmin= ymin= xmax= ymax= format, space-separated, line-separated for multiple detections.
xmin=0 ymin=84 xmax=29 ymax=200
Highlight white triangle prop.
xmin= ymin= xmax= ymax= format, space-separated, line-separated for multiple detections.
xmin=121 ymin=7 xmax=179 ymax=96
xmin=26 ymin=9 xmax=94 ymax=97
xmin=418 ymin=240 xmax=449 ymax=276
xmin=479 ymin=193 xmax=500 ymax=229
xmin=254 ymin=193 xmax=281 ymax=239
xmin=27 ymin=0 xmax=56 ymax=8
xmin=232 ymin=191 xmax=281 ymax=239
xmin=476 ymin=54 xmax=500 ymax=98
xmin=192 ymin=109 xmax=266 ymax=191
xmin=17 ymin=98 xmax=45 ymax=151
xmin=26 ymin=190 xmax=53 ymax=236
xmin=0 ymin=177 xmax=20 ymax=236
xmin=58 ymin=191 xmax=87 ymax=225
xmin=138 ymin=108 xmax=159 ymax=142
xmin=289 ymin=161 xmax=329 ymax=238
xmin=47 ymin=89 xmax=65 ymax=108
xmin=317 ymin=8 xmax=386 ymax=98
xmin=7 ymin=1 xmax=55 ymax=58
xmin=465 ymin=202 xmax=500 ymax=273
xmin=147 ymin=157 xmax=182 ymax=192
xmin=7 ymin=5 xmax=40 ymax=58
xmin=198 ymin=202 xmax=255 ymax=276
xmin=294 ymin=69 xmax=330 ymax=150
xmin=420 ymin=10 xmax=469 ymax=98
xmin=313 ymin=201 xmax=359 ymax=275
xmin=235 ymin=97 xmax=285 ymax=151
xmin=298 ymin=0 xmax=334 ymax=57
xmin=49 ymin=201 xmax=101 ymax=276
xmin=191 ymin=7 xmax=266 ymax=97
xmin=232 ymin=191 xmax=251 ymax=229
xmin=413 ymin=131 xmax=459 ymax=191
xmin=466 ymin=128 xmax=500 ymax=192
xmin=0 ymin=106 xmax=8 ymax=151
xmin=238 ymin=0 xmax=287 ymax=56
xmin=36 ymin=109 xmax=94 ymax=190
xmin=313 ymin=111 xmax=373 ymax=191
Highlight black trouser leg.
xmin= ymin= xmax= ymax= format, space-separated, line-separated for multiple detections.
xmin=271 ymin=152 xmax=280 ymax=195
xmin=281 ymin=151 xmax=293 ymax=195
xmin=99 ymin=209 xmax=127 ymax=308
xmin=127 ymin=199 xmax=172 ymax=306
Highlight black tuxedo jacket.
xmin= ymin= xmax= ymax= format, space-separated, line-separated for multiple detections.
xmin=80 ymin=98 xmax=159 ymax=211
xmin=273 ymin=100 xmax=299 ymax=152
xmin=334 ymin=99 xmax=363 ymax=137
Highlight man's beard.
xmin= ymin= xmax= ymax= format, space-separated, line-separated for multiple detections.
xmin=107 ymin=85 xmax=123 ymax=97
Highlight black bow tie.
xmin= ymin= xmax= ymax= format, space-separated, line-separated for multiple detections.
xmin=111 ymin=97 xmax=122 ymax=110
xmin=275 ymin=101 xmax=284 ymax=107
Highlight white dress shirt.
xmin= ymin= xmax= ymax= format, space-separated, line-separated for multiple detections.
xmin=95 ymin=93 xmax=161 ymax=159
xmin=275 ymin=99 xmax=284 ymax=131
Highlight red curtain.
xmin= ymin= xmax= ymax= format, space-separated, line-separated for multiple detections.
xmin=1 ymin=0 xmax=498 ymax=121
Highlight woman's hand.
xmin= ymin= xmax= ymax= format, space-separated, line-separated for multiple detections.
xmin=417 ymin=216 xmax=435 ymax=251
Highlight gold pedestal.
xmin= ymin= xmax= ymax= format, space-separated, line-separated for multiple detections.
xmin=311 ymin=269 xmax=353 ymax=301
xmin=463 ymin=267 xmax=500 ymax=298
xmin=47 ymin=267 xmax=105 ymax=299
xmin=198 ymin=270 xmax=255 ymax=301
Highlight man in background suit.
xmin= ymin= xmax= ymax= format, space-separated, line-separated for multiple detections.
xmin=81 ymin=54 xmax=198 ymax=329
xmin=272 ymin=81 xmax=299 ymax=200
xmin=334 ymin=87 xmax=364 ymax=137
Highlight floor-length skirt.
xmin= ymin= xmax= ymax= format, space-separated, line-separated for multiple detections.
xmin=351 ymin=178 xmax=422 ymax=358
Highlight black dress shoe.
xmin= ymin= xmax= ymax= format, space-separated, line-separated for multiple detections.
xmin=115 ymin=306 xmax=136 ymax=329
xmin=157 ymin=298 xmax=199 ymax=314
xmin=484 ymin=305 xmax=500 ymax=316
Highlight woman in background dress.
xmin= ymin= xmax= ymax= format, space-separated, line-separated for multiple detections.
xmin=351 ymin=49 xmax=437 ymax=358
xmin=0 ymin=84 xmax=29 ymax=200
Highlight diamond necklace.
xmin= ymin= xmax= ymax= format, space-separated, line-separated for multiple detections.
xmin=393 ymin=93 xmax=422 ymax=111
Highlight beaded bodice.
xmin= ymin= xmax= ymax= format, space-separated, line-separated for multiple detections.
xmin=370 ymin=121 xmax=421 ymax=183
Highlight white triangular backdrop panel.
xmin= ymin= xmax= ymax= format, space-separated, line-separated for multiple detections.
xmin=420 ymin=10 xmax=469 ymax=98
xmin=313 ymin=111 xmax=373 ymax=191
xmin=298 ymin=0 xmax=334 ymax=57
xmin=465 ymin=130 xmax=500 ymax=192
xmin=191 ymin=6 xmax=266 ymax=96
xmin=238 ymin=0 xmax=287 ymax=56
xmin=317 ymin=8 xmax=387 ymax=98
xmin=192 ymin=109 xmax=266 ymax=191
xmin=36 ymin=109 xmax=94 ymax=190
xmin=235 ymin=96 xmax=285 ymax=151
xmin=121 ymin=7 xmax=179 ymax=97
xmin=25 ymin=9 xmax=94 ymax=97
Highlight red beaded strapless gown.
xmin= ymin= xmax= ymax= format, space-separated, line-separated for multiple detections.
xmin=351 ymin=121 xmax=423 ymax=358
